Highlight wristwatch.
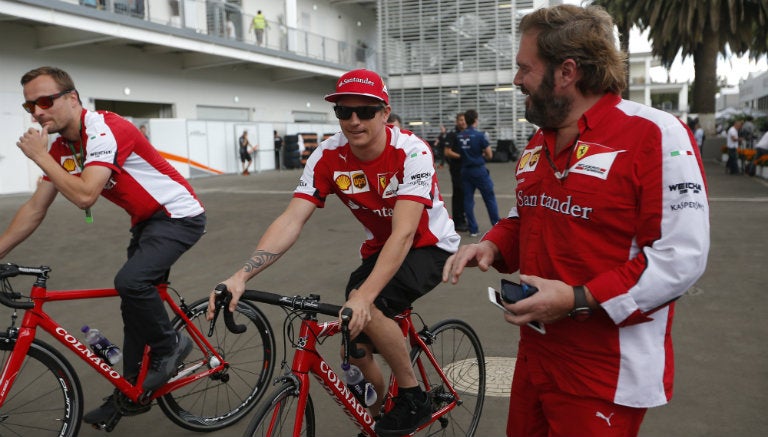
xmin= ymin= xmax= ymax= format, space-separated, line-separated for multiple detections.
xmin=569 ymin=285 xmax=592 ymax=321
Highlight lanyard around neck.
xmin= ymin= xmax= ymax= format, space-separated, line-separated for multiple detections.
xmin=64 ymin=139 xmax=93 ymax=223
xmin=542 ymin=134 xmax=580 ymax=182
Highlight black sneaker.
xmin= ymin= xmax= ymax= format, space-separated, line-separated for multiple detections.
xmin=83 ymin=395 xmax=119 ymax=426
xmin=374 ymin=389 xmax=432 ymax=436
xmin=142 ymin=334 xmax=192 ymax=392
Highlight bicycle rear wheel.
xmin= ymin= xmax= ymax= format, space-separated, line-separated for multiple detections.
xmin=243 ymin=381 xmax=315 ymax=437
xmin=409 ymin=319 xmax=486 ymax=436
xmin=0 ymin=334 xmax=83 ymax=437
xmin=159 ymin=297 xmax=276 ymax=431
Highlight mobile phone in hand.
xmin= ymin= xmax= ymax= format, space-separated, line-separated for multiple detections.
xmin=500 ymin=279 xmax=538 ymax=303
xmin=487 ymin=284 xmax=546 ymax=334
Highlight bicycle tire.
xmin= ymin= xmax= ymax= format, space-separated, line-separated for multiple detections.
xmin=158 ymin=297 xmax=276 ymax=431
xmin=243 ymin=381 xmax=315 ymax=437
xmin=409 ymin=319 xmax=486 ymax=437
xmin=0 ymin=334 xmax=83 ymax=437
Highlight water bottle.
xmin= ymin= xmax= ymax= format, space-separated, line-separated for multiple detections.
xmin=342 ymin=363 xmax=377 ymax=407
xmin=81 ymin=325 xmax=122 ymax=365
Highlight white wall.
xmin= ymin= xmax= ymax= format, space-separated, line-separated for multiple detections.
xmin=0 ymin=92 xmax=37 ymax=194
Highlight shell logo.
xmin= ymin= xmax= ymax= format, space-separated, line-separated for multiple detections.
xmin=335 ymin=174 xmax=352 ymax=191
xmin=63 ymin=157 xmax=78 ymax=173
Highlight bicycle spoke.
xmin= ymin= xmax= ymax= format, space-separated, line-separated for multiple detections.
xmin=0 ymin=336 xmax=82 ymax=437
xmin=158 ymin=298 xmax=275 ymax=431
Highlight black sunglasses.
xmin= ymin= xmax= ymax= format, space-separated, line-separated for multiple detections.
xmin=22 ymin=89 xmax=74 ymax=114
xmin=333 ymin=105 xmax=385 ymax=120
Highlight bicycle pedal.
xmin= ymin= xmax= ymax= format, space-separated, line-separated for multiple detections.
xmin=95 ymin=412 xmax=122 ymax=432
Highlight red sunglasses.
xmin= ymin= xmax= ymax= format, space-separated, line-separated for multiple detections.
xmin=22 ymin=89 xmax=74 ymax=114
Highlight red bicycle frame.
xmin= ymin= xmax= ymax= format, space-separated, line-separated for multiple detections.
xmin=279 ymin=309 xmax=459 ymax=437
xmin=0 ymin=282 xmax=227 ymax=407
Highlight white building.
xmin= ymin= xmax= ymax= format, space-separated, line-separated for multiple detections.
xmin=0 ymin=0 xmax=376 ymax=194
xmin=0 ymin=0 xmax=699 ymax=195
xmin=738 ymin=70 xmax=768 ymax=115
xmin=627 ymin=51 xmax=689 ymax=119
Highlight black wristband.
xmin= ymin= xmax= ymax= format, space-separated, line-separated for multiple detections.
xmin=569 ymin=285 xmax=592 ymax=321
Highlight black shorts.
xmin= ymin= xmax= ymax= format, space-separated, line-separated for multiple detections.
xmin=345 ymin=246 xmax=451 ymax=343
xmin=240 ymin=151 xmax=252 ymax=162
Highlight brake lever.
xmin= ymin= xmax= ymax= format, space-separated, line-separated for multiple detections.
xmin=208 ymin=284 xmax=226 ymax=337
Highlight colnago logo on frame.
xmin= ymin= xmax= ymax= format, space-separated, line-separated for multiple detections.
xmin=55 ymin=327 xmax=120 ymax=379
xmin=318 ymin=361 xmax=374 ymax=426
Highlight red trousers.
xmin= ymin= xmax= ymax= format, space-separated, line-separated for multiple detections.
xmin=507 ymin=352 xmax=647 ymax=437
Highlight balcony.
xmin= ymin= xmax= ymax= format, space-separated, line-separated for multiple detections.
xmin=4 ymin=0 xmax=373 ymax=74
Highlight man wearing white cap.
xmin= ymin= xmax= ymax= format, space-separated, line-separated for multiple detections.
xmin=209 ymin=69 xmax=460 ymax=436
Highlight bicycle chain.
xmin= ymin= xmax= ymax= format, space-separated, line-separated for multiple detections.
xmin=112 ymin=388 xmax=152 ymax=416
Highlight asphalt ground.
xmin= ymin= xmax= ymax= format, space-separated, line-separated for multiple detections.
xmin=0 ymin=138 xmax=766 ymax=437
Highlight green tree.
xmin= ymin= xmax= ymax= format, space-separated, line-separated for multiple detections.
xmin=618 ymin=0 xmax=767 ymax=114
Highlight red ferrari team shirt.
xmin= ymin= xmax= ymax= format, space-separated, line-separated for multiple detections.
xmin=45 ymin=109 xmax=204 ymax=226
xmin=484 ymin=93 xmax=709 ymax=408
xmin=294 ymin=126 xmax=460 ymax=259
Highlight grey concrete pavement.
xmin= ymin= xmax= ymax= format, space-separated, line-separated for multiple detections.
xmin=0 ymin=141 xmax=766 ymax=436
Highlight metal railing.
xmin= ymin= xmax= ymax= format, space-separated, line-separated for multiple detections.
xmin=64 ymin=0 xmax=374 ymax=68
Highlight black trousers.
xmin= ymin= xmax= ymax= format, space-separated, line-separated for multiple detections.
xmin=448 ymin=160 xmax=466 ymax=225
xmin=114 ymin=212 xmax=206 ymax=376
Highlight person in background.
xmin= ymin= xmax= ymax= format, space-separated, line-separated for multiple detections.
xmin=443 ymin=5 xmax=709 ymax=437
xmin=387 ymin=112 xmax=402 ymax=128
xmin=442 ymin=113 xmax=469 ymax=231
xmin=754 ymin=129 xmax=768 ymax=161
xmin=432 ymin=125 xmax=446 ymax=169
xmin=741 ymin=115 xmax=755 ymax=148
xmin=694 ymin=122 xmax=705 ymax=154
xmin=2 ymin=66 xmax=205 ymax=428
xmin=250 ymin=10 xmax=267 ymax=46
xmin=273 ymin=130 xmax=283 ymax=170
xmin=238 ymin=130 xmax=255 ymax=175
xmin=726 ymin=119 xmax=743 ymax=175
xmin=457 ymin=109 xmax=500 ymax=237
xmin=209 ymin=69 xmax=459 ymax=436
xmin=139 ymin=124 xmax=149 ymax=139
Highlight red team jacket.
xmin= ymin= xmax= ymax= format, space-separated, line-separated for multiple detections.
xmin=484 ymin=93 xmax=709 ymax=408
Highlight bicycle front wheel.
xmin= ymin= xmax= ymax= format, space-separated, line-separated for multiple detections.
xmin=243 ymin=381 xmax=315 ymax=437
xmin=159 ymin=297 xmax=276 ymax=431
xmin=410 ymin=319 xmax=486 ymax=436
xmin=0 ymin=334 xmax=83 ymax=437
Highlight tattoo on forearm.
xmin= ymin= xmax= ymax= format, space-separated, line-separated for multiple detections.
xmin=243 ymin=250 xmax=281 ymax=273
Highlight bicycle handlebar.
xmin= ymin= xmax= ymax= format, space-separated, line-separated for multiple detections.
xmin=212 ymin=284 xmax=351 ymax=335
xmin=0 ymin=263 xmax=51 ymax=309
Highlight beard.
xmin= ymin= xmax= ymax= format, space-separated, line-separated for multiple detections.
xmin=524 ymin=68 xmax=572 ymax=130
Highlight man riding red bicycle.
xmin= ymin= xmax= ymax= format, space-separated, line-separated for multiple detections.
xmin=208 ymin=69 xmax=460 ymax=436
xmin=0 ymin=66 xmax=206 ymax=428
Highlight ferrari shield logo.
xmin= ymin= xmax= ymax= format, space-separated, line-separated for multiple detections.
xmin=576 ymin=143 xmax=589 ymax=160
